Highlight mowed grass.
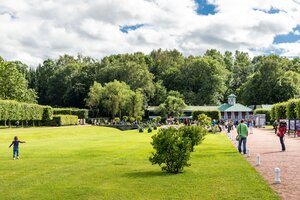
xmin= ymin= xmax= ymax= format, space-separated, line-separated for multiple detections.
xmin=0 ymin=126 xmax=279 ymax=200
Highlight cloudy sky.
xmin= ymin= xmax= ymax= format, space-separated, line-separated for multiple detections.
xmin=0 ymin=0 xmax=300 ymax=66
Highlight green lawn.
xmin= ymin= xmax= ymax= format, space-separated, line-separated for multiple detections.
xmin=0 ymin=126 xmax=279 ymax=200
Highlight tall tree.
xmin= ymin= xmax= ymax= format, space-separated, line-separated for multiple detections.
xmin=240 ymin=55 xmax=300 ymax=104
xmin=0 ymin=57 xmax=37 ymax=103
xmin=179 ymin=56 xmax=227 ymax=105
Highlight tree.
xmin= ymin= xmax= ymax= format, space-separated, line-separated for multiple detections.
xmin=86 ymin=80 xmax=144 ymax=118
xmin=0 ymin=58 xmax=37 ymax=103
xmin=240 ymin=55 xmax=300 ymax=105
xmin=179 ymin=56 xmax=227 ymax=105
xmin=149 ymin=127 xmax=192 ymax=173
xmin=97 ymin=53 xmax=155 ymax=98
xmin=156 ymin=95 xmax=186 ymax=117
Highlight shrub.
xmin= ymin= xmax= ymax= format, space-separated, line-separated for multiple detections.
xmin=156 ymin=116 xmax=161 ymax=123
xmin=148 ymin=124 xmax=153 ymax=133
xmin=138 ymin=125 xmax=144 ymax=133
xmin=42 ymin=106 xmax=53 ymax=120
xmin=286 ymin=99 xmax=298 ymax=119
xmin=296 ymin=99 xmax=300 ymax=119
xmin=53 ymin=108 xmax=88 ymax=119
xmin=192 ymin=110 xmax=220 ymax=120
xmin=149 ymin=127 xmax=191 ymax=173
xmin=44 ymin=115 xmax=78 ymax=126
xmin=179 ymin=126 xmax=207 ymax=152
xmin=114 ymin=117 xmax=120 ymax=123
xmin=197 ymin=114 xmax=212 ymax=129
xmin=129 ymin=117 xmax=135 ymax=123
xmin=270 ymin=106 xmax=276 ymax=120
xmin=136 ymin=116 xmax=142 ymax=122
xmin=122 ymin=116 xmax=128 ymax=122
xmin=254 ymin=108 xmax=271 ymax=122
xmin=71 ymin=109 xmax=88 ymax=119
xmin=274 ymin=102 xmax=287 ymax=120
xmin=151 ymin=118 xmax=157 ymax=123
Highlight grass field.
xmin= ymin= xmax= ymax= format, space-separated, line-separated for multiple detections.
xmin=0 ymin=126 xmax=279 ymax=200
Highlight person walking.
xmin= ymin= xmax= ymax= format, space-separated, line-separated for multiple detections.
xmin=9 ymin=136 xmax=26 ymax=160
xmin=237 ymin=119 xmax=248 ymax=154
xmin=249 ymin=119 xmax=254 ymax=134
xmin=278 ymin=122 xmax=286 ymax=151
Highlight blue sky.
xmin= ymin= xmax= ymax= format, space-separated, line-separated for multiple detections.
xmin=0 ymin=0 xmax=299 ymax=66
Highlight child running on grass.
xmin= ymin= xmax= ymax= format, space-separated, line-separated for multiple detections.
xmin=9 ymin=136 xmax=26 ymax=160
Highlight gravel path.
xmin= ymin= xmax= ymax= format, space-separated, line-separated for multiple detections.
xmin=227 ymin=127 xmax=300 ymax=200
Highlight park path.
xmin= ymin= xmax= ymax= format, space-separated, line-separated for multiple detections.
xmin=227 ymin=127 xmax=300 ymax=200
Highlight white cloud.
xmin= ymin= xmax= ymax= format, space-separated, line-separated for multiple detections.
xmin=0 ymin=0 xmax=299 ymax=66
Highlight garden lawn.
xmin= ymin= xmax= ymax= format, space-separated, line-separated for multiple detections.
xmin=0 ymin=126 xmax=279 ymax=200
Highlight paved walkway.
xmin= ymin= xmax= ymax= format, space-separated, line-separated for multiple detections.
xmin=226 ymin=127 xmax=300 ymax=200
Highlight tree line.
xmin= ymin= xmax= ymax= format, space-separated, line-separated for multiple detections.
xmin=0 ymin=49 xmax=299 ymax=118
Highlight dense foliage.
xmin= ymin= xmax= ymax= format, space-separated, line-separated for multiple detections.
xmin=150 ymin=126 xmax=207 ymax=173
xmin=53 ymin=108 xmax=88 ymax=119
xmin=192 ymin=110 xmax=221 ymax=120
xmin=179 ymin=126 xmax=207 ymax=152
xmin=45 ymin=115 xmax=79 ymax=126
xmin=1 ymin=50 xmax=300 ymax=115
xmin=149 ymin=127 xmax=192 ymax=173
xmin=0 ymin=100 xmax=50 ymax=122
xmin=270 ymin=98 xmax=300 ymax=120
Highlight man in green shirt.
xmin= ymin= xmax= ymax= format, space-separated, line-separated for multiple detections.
xmin=237 ymin=119 xmax=248 ymax=154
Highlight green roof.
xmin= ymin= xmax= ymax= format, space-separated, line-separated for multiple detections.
xmin=147 ymin=106 xmax=219 ymax=112
xmin=218 ymin=103 xmax=252 ymax=112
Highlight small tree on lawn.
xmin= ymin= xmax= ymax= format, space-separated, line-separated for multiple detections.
xmin=179 ymin=126 xmax=207 ymax=152
xmin=197 ymin=113 xmax=211 ymax=129
xmin=149 ymin=127 xmax=191 ymax=173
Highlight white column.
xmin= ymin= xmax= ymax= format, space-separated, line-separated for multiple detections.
xmin=238 ymin=112 xmax=242 ymax=120
xmin=231 ymin=112 xmax=235 ymax=120
xmin=224 ymin=112 xmax=228 ymax=120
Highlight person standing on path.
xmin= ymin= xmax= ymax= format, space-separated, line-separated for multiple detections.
xmin=278 ymin=122 xmax=286 ymax=151
xmin=237 ymin=119 xmax=248 ymax=154
xmin=9 ymin=136 xmax=26 ymax=160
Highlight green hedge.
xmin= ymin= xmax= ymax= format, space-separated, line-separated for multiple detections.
xmin=0 ymin=100 xmax=52 ymax=121
xmin=53 ymin=108 xmax=88 ymax=119
xmin=270 ymin=106 xmax=276 ymax=120
xmin=295 ymin=99 xmax=300 ymax=119
xmin=44 ymin=115 xmax=78 ymax=126
xmin=286 ymin=99 xmax=298 ymax=119
xmin=254 ymin=108 xmax=271 ymax=122
xmin=272 ymin=102 xmax=287 ymax=120
xmin=192 ymin=110 xmax=220 ymax=120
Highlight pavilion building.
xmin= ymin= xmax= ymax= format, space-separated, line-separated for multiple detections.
xmin=146 ymin=94 xmax=253 ymax=120
xmin=218 ymin=94 xmax=253 ymax=120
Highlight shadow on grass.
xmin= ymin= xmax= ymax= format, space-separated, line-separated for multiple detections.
xmin=124 ymin=170 xmax=172 ymax=178
xmin=195 ymin=151 xmax=238 ymax=158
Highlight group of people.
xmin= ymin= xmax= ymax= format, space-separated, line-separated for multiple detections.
xmin=236 ymin=119 xmax=286 ymax=155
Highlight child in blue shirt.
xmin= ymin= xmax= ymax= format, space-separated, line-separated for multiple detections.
xmin=9 ymin=136 xmax=26 ymax=160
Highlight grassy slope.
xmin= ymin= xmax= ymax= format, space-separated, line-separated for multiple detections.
xmin=0 ymin=126 xmax=279 ymax=200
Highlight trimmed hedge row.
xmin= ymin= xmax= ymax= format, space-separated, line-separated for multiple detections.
xmin=0 ymin=100 xmax=53 ymax=121
xmin=192 ymin=110 xmax=221 ymax=120
xmin=44 ymin=115 xmax=78 ymax=126
xmin=271 ymin=99 xmax=300 ymax=120
xmin=53 ymin=108 xmax=88 ymax=119
xmin=254 ymin=108 xmax=271 ymax=122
